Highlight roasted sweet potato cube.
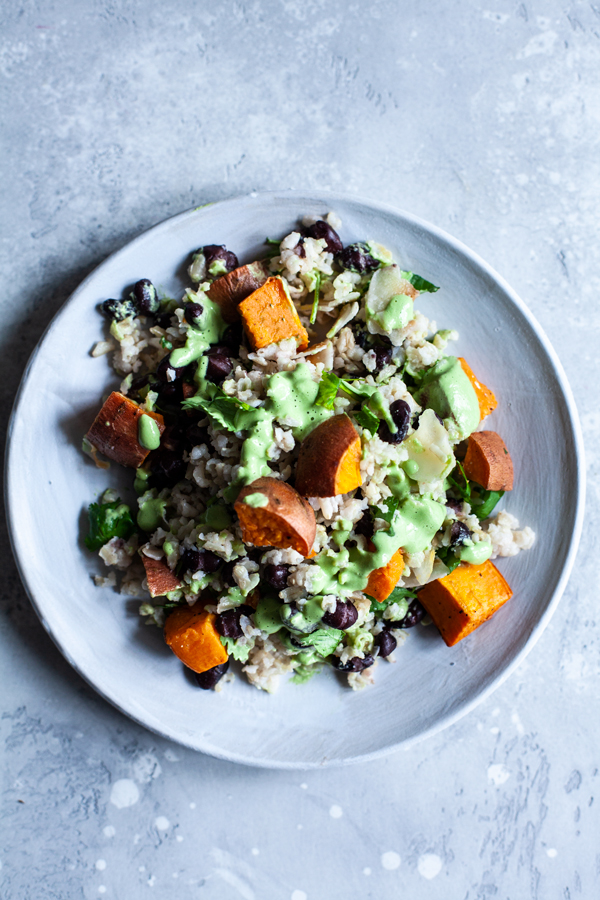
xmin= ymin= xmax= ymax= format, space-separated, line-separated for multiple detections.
xmin=463 ymin=431 xmax=514 ymax=491
xmin=418 ymin=559 xmax=513 ymax=646
xmin=365 ymin=549 xmax=405 ymax=603
xmin=234 ymin=476 xmax=316 ymax=557
xmin=458 ymin=358 xmax=497 ymax=419
xmin=86 ymin=391 xmax=165 ymax=468
xmin=141 ymin=555 xmax=182 ymax=598
xmin=207 ymin=261 xmax=269 ymax=323
xmin=295 ymin=415 xmax=362 ymax=498
xmin=164 ymin=604 xmax=228 ymax=673
xmin=238 ymin=276 xmax=309 ymax=350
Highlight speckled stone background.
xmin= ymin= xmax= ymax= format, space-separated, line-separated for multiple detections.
xmin=1 ymin=1 xmax=598 ymax=897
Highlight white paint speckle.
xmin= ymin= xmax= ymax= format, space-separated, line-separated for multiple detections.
xmin=490 ymin=727 xmax=500 ymax=735
xmin=488 ymin=763 xmax=511 ymax=786
xmin=363 ymin=867 xmax=371 ymax=876
xmin=381 ymin=851 xmax=401 ymax=870
xmin=98 ymin=887 xmax=106 ymax=895
xmin=492 ymin=707 xmax=500 ymax=717
xmin=133 ymin=834 xmax=141 ymax=845
xmin=164 ymin=749 xmax=179 ymax=762
xmin=148 ymin=875 xmax=156 ymax=887
xmin=300 ymin=783 xmax=308 ymax=790
xmin=547 ymin=848 xmax=558 ymax=858
xmin=103 ymin=826 xmax=115 ymax=838
xmin=95 ymin=859 xmax=107 ymax=871
xmin=176 ymin=836 xmax=184 ymax=843
xmin=139 ymin=866 xmax=145 ymax=872
xmin=329 ymin=805 xmax=343 ymax=819
xmin=251 ymin=848 xmax=259 ymax=856
xmin=297 ymin=824 xmax=303 ymax=830
xmin=291 ymin=892 xmax=307 ymax=900
xmin=189 ymin=802 xmax=196 ymax=810
xmin=418 ymin=854 xmax=442 ymax=879
xmin=520 ymin=30 xmax=557 ymax=58
xmin=110 ymin=779 xmax=139 ymax=809
xmin=155 ymin=817 xmax=170 ymax=831
xmin=482 ymin=10 xmax=509 ymax=24
xmin=132 ymin=752 xmax=162 ymax=785
xmin=511 ymin=711 xmax=525 ymax=734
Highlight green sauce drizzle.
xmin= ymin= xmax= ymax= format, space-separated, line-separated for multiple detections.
xmin=138 ymin=414 xmax=161 ymax=450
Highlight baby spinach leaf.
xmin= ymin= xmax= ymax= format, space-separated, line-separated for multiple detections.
xmin=353 ymin=405 xmax=380 ymax=435
xmin=472 ymin=489 xmax=504 ymax=520
xmin=85 ymin=498 xmax=135 ymax=551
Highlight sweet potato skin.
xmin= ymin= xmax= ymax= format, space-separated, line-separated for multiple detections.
xmin=295 ymin=415 xmax=362 ymax=498
xmin=234 ymin=476 xmax=316 ymax=557
xmin=238 ymin=276 xmax=309 ymax=350
xmin=365 ymin=549 xmax=405 ymax=603
xmin=141 ymin=555 xmax=182 ymax=597
xmin=206 ymin=260 xmax=269 ymax=323
xmin=86 ymin=391 xmax=165 ymax=468
xmin=164 ymin=604 xmax=228 ymax=673
xmin=418 ymin=559 xmax=513 ymax=646
xmin=458 ymin=358 xmax=497 ymax=419
xmin=463 ymin=431 xmax=514 ymax=491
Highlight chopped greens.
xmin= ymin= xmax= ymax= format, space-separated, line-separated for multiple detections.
xmin=309 ymin=271 xmax=321 ymax=325
xmin=293 ymin=628 xmax=344 ymax=658
xmin=369 ymin=586 xmax=417 ymax=613
xmin=315 ymin=371 xmax=341 ymax=410
xmin=471 ymin=489 xmax=504 ymax=520
xmin=183 ymin=389 xmax=252 ymax=432
xmin=399 ymin=270 xmax=440 ymax=293
xmin=85 ymin=498 xmax=135 ymax=551
xmin=435 ymin=546 xmax=462 ymax=574
xmin=353 ymin=406 xmax=380 ymax=435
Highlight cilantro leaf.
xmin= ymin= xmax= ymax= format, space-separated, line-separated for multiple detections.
xmin=373 ymin=496 xmax=401 ymax=525
xmin=315 ymin=372 xmax=341 ymax=409
xmin=471 ymin=489 xmax=504 ymax=520
xmin=369 ymin=585 xmax=417 ymax=613
xmin=435 ymin=546 xmax=462 ymax=574
xmin=85 ymin=498 xmax=136 ymax=551
xmin=399 ymin=270 xmax=440 ymax=293
xmin=447 ymin=460 xmax=471 ymax=503
xmin=292 ymin=628 xmax=343 ymax=658
xmin=353 ymin=406 xmax=380 ymax=435
xmin=220 ymin=635 xmax=253 ymax=662
xmin=182 ymin=390 xmax=252 ymax=432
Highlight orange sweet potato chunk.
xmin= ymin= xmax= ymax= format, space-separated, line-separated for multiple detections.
xmin=164 ymin=604 xmax=228 ymax=673
xmin=86 ymin=391 xmax=165 ymax=468
xmin=365 ymin=549 xmax=405 ymax=603
xmin=458 ymin=358 xmax=497 ymax=419
xmin=463 ymin=431 xmax=514 ymax=491
xmin=141 ymin=555 xmax=182 ymax=598
xmin=207 ymin=261 xmax=269 ymax=323
xmin=238 ymin=276 xmax=309 ymax=350
xmin=234 ymin=476 xmax=316 ymax=557
xmin=418 ymin=560 xmax=513 ymax=646
xmin=296 ymin=415 xmax=362 ymax=498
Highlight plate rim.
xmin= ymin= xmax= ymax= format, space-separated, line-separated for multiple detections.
xmin=4 ymin=189 xmax=586 ymax=768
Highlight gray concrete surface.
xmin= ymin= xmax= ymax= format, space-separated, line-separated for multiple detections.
xmin=1 ymin=1 xmax=599 ymax=898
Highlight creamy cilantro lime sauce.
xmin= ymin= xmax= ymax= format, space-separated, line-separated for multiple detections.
xmin=137 ymin=496 xmax=167 ymax=531
xmin=415 ymin=357 xmax=480 ymax=439
xmin=202 ymin=502 xmax=232 ymax=530
xmin=456 ymin=539 xmax=493 ymax=565
xmin=310 ymin=496 xmax=446 ymax=596
xmin=138 ymin=414 xmax=161 ymax=450
xmin=243 ymin=492 xmax=269 ymax=508
xmin=254 ymin=595 xmax=283 ymax=634
xmin=265 ymin=364 xmax=332 ymax=440
xmin=169 ymin=293 xmax=227 ymax=368
xmin=368 ymin=292 xmax=414 ymax=333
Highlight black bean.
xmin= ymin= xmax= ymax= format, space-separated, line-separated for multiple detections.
xmin=148 ymin=449 xmax=187 ymax=489
xmin=332 ymin=654 xmax=374 ymax=672
xmin=101 ymin=297 xmax=137 ymax=321
xmin=215 ymin=605 xmax=255 ymax=639
xmin=375 ymin=630 xmax=397 ymax=658
xmin=352 ymin=324 xmax=370 ymax=350
xmin=155 ymin=312 xmax=174 ymax=329
xmin=263 ymin=564 xmax=290 ymax=590
xmin=373 ymin=346 xmax=393 ymax=370
xmin=450 ymin=521 xmax=472 ymax=546
xmin=322 ymin=600 xmax=358 ymax=631
xmin=293 ymin=238 xmax=306 ymax=258
xmin=354 ymin=512 xmax=374 ymax=541
xmin=337 ymin=242 xmax=379 ymax=273
xmin=303 ymin=221 xmax=343 ymax=254
xmin=195 ymin=659 xmax=229 ymax=689
xmin=156 ymin=354 xmax=186 ymax=383
xmin=445 ymin=499 xmax=463 ymax=514
xmin=220 ymin=324 xmax=243 ymax=352
xmin=133 ymin=279 xmax=160 ymax=316
xmin=378 ymin=399 xmax=411 ymax=444
xmin=179 ymin=546 xmax=223 ymax=575
xmin=185 ymin=422 xmax=211 ymax=448
xmin=184 ymin=302 xmax=204 ymax=325
xmin=202 ymin=244 xmax=239 ymax=275
xmin=388 ymin=598 xmax=425 ymax=629
xmin=205 ymin=346 xmax=233 ymax=384
xmin=129 ymin=372 xmax=150 ymax=397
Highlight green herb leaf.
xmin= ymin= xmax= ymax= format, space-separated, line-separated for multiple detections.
xmin=472 ymin=489 xmax=504 ymax=520
xmin=315 ymin=372 xmax=341 ymax=409
xmin=369 ymin=585 xmax=417 ymax=613
xmin=399 ymin=270 xmax=440 ymax=293
xmin=447 ymin=460 xmax=471 ymax=503
xmin=309 ymin=271 xmax=321 ymax=325
xmin=182 ymin=390 xmax=252 ymax=432
xmin=353 ymin=406 xmax=380 ymax=435
xmin=85 ymin=498 xmax=136 ymax=551
xmin=220 ymin=635 xmax=253 ymax=663
xmin=338 ymin=378 xmax=373 ymax=400
xmin=435 ymin=546 xmax=462 ymax=574
xmin=292 ymin=628 xmax=344 ymax=658
xmin=373 ymin=496 xmax=401 ymax=526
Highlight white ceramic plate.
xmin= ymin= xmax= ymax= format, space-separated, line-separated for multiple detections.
xmin=6 ymin=191 xmax=585 ymax=768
